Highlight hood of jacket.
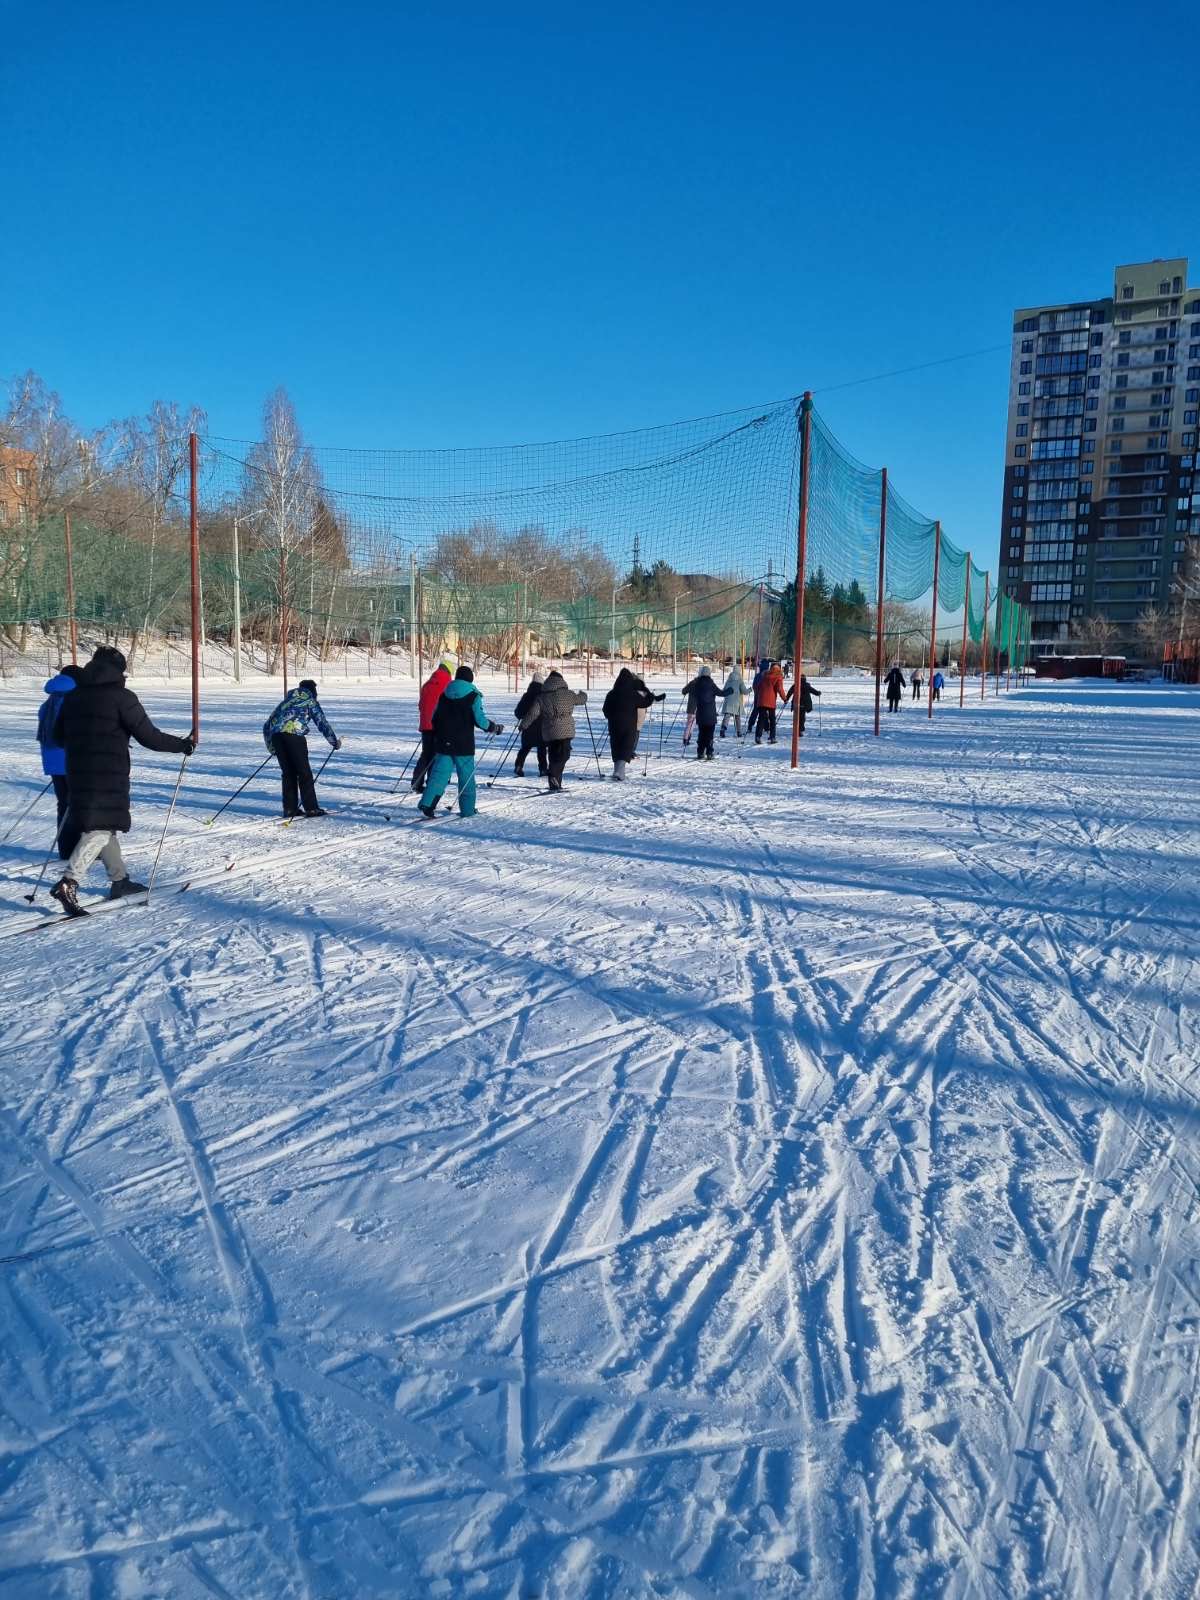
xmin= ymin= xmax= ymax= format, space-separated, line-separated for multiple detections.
xmin=43 ymin=672 xmax=79 ymax=694
xmin=442 ymin=678 xmax=479 ymax=701
xmin=543 ymin=670 xmax=566 ymax=690
xmin=82 ymin=655 xmax=126 ymax=689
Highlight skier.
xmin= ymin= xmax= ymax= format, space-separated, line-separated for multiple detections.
xmin=787 ymin=672 xmax=821 ymax=737
xmin=418 ymin=666 xmax=502 ymax=819
xmin=719 ymin=663 xmax=747 ymax=738
xmin=513 ymin=670 xmax=549 ymax=779
xmin=412 ymin=657 xmax=455 ymax=792
xmin=36 ymin=663 xmax=83 ymax=860
xmin=518 ymin=669 xmax=587 ymax=791
xmin=884 ymin=663 xmax=906 ymax=712
xmin=911 ymin=670 xmax=923 ymax=701
xmin=753 ymin=659 xmax=786 ymax=744
xmin=932 ymin=669 xmax=945 ymax=702
xmin=49 ymin=646 xmax=194 ymax=916
xmin=681 ymin=665 xmax=721 ymax=760
xmin=602 ymin=667 xmax=661 ymax=780
xmin=263 ymin=678 xmax=341 ymax=819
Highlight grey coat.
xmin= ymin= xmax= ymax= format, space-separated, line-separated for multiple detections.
xmin=720 ymin=669 xmax=747 ymax=716
xmin=519 ymin=670 xmax=587 ymax=743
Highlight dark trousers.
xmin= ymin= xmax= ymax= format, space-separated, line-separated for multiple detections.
xmin=609 ymin=727 xmax=639 ymax=764
xmin=546 ymin=738 xmax=572 ymax=790
xmin=272 ymin=732 xmax=318 ymax=815
xmin=933 ymin=686 xmax=942 ymax=701
xmin=912 ymin=683 xmax=921 ymax=700
xmin=887 ymin=694 xmax=900 ymax=713
xmin=514 ymin=730 xmax=548 ymax=775
xmin=754 ymin=707 xmax=777 ymax=742
xmin=696 ymin=722 xmax=715 ymax=758
xmin=52 ymin=774 xmax=81 ymax=860
xmin=411 ymin=730 xmax=437 ymax=792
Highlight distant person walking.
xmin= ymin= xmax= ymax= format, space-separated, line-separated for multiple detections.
xmin=263 ymin=679 xmax=341 ymax=818
xmin=519 ymin=670 xmax=588 ymax=791
xmin=911 ymin=671 xmax=923 ymax=701
xmin=787 ymin=672 xmax=821 ymax=737
xmin=884 ymin=664 xmax=906 ymax=713
xmin=49 ymin=647 xmax=194 ymax=916
xmin=932 ymin=670 xmax=945 ymax=702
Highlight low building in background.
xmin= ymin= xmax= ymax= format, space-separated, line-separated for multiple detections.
xmin=0 ymin=446 xmax=36 ymax=526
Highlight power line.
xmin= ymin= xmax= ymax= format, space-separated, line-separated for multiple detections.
xmin=812 ymin=343 xmax=1010 ymax=398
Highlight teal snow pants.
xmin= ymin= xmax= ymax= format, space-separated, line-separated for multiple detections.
xmin=424 ymin=754 xmax=478 ymax=816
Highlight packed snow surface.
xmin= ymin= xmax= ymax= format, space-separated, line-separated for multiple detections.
xmin=0 ymin=673 xmax=1198 ymax=1599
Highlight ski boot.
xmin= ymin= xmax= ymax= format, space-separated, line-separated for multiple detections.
xmin=108 ymin=877 xmax=149 ymax=900
xmin=51 ymin=877 xmax=88 ymax=918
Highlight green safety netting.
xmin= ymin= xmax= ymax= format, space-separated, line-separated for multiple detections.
xmin=2 ymin=398 xmax=1021 ymax=670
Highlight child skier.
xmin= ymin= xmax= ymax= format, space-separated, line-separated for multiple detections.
xmin=787 ymin=672 xmax=821 ymax=736
xmin=681 ymin=665 xmax=720 ymax=759
xmin=418 ymin=666 xmax=503 ymax=818
xmin=36 ymin=663 xmax=83 ymax=859
xmin=518 ymin=669 xmax=587 ymax=791
xmin=263 ymin=679 xmax=341 ymax=818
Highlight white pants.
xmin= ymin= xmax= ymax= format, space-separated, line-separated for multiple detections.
xmin=66 ymin=830 xmax=127 ymax=883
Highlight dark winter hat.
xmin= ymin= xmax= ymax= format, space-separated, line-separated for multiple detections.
xmin=93 ymin=645 xmax=127 ymax=674
xmin=298 ymin=678 xmax=318 ymax=694
xmin=61 ymin=664 xmax=84 ymax=682
xmin=455 ymin=665 xmax=475 ymax=682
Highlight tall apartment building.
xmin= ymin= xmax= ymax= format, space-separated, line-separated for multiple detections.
xmin=1001 ymin=257 xmax=1200 ymax=650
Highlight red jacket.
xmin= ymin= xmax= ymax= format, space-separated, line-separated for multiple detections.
xmin=755 ymin=665 xmax=785 ymax=709
xmin=418 ymin=665 xmax=452 ymax=732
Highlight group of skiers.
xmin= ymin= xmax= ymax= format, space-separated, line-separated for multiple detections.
xmin=30 ymin=646 xmax=817 ymax=912
xmin=882 ymin=665 xmax=946 ymax=712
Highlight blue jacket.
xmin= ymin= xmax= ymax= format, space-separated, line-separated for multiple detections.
xmin=932 ymin=672 xmax=945 ymax=690
xmin=263 ymin=688 xmax=338 ymax=751
xmin=37 ymin=672 xmax=77 ymax=775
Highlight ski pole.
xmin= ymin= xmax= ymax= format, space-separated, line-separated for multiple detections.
xmin=659 ymin=697 xmax=683 ymax=756
xmin=147 ymin=754 xmax=190 ymax=897
xmin=23 ymin=813 xmax=69 ymax=903
xmin=391 ymin=736 xmax=423 ymax=793
xmin=486 ymin=723 xmax=522 ymax=788
xmin=313 ymin=745 xmax=336 ymax=782
xmin=204 ymin=754 xmax=274 ymax=826
xmin=2 ymin=780 xmax=53 ymax=845
xmin=582 ymin=703 xmax=604 ymax=779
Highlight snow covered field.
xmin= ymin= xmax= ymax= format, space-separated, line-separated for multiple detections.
xmin=1 ymin=671 xmax=1198 ymax=1599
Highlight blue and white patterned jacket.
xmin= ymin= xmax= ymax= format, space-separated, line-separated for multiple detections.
xmin=263 ymin=688 xmax=338 ymax=751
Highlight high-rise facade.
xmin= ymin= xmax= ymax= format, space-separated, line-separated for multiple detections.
xmin=1001 ymin=258 xmax=1200 ymax=649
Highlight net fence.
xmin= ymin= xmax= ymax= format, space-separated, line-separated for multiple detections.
xmin=1 ymin=396 xmax=1023 ymax=673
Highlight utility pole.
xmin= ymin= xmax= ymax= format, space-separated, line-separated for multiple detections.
xmin=409 ymin=551 xmax=418 ymax=678
xmin=232 ymin=514 xmax=243 ymax=682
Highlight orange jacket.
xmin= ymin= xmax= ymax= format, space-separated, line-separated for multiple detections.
xmin=755 ymin=665 xmax=785 ymax=709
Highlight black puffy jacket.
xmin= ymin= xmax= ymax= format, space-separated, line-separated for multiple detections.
xmin=602 ymin=668 xmax=656 ymax=736
xmin=681 ymin=673 xmax=721 ymax=725
xmin=54 ymin=656 xmax=190 ymax=832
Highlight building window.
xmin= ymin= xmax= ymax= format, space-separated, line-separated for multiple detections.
xmin=1018 ymin=402 xmax=1030 ymax=416
xmin=1117 ymin=353 xmax=1129 ymax=368
xmin=1122 ymin=285 xmax=1134 ymax=300
xmin=1020 ymin=360 xmax=1032 ymax=375
xmin=1015 ymin=444 xmax=1027 ymax=457
xmin=1186 ymin=410 xmax=1199 ymax=425
xmin=1111 ymin=418 xmax=1124 ymax=432
xmin=1187 ymin=389 xmax=1199 ymax=403
xmin=1016 ymin=423 xmax=1028 ymax=436
xmin=1018 ymin=381 xmax=1031 ymax=395
xmin=14 ymin=468 xmax=28 ymax=488
xmin=1021 ymin=339 xmax=1034 ymax=353
xmin=1013 ymin=465 xmax=1027 ymax=477
xmin=1090 ymin=332 xmax=1103 ymax=347
xmin=1088 ymin=355 xmax=1102 ymax=369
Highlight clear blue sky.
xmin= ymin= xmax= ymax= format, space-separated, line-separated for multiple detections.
xmin=4 ymin=0 xmax=1196 ymax=569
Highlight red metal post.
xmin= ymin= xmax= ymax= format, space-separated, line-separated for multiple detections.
xmin=959 ymin=556 xmax=970 ymax=708
xmin=790 ymin=392 xmax=813 ymax=769
xmin=927 ymin=521 xmax=941 ymax=720
xmin=873 ymin=466 xmax=888 ymax=736
xmin=980 ymin=572 xmax=990 ymax=699
xmin=189 ymin=434 xmax=200 ymax=742
xmin=63 ymin=511 xmax=78 ymax=665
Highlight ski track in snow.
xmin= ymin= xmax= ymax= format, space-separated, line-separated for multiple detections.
xmin=0 ymin=673 xmax=1198 ymax=1598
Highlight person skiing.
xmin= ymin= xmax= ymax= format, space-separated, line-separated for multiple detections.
xmin=719 ymin=663 xmax=747 ymax=738
xmin=412 ymin=657 xmax=455 ymax=792
xmin=48 ymin=646 xmax=194 ymax=916
xmin=518 ymin=669 xmax=587 ymax=791
xmin=787 ymin=672 xmax=821 ymax=737
xmin=418 ymin=665 xmax=502 ymax=818
xmin=681 ymin=665 xmax=721 ymax=759
xmin=602 ymin=666 xmax=660 ymax=780
xmin=884 ymin=663 xmax=906 ymax=712
xmin=911 ymin=670 xmax=923 ymax=701
xmin=263 ymin=678 xmax=341 ymax=819
xmin=36 ymin=663 xmax=84 ymax=860
xmin=753 ymin=659 xmax=786 ymax=744
xmin=513 ymin=670 xmax=549 ymax=779
xmin=932 ymin=669 xmax=945 ymax=702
